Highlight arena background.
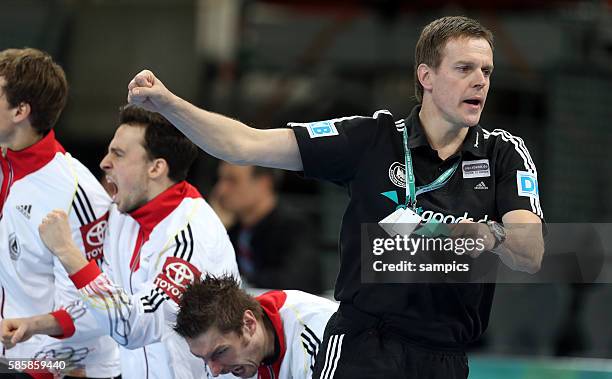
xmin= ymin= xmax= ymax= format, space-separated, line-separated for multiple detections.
xmin=1 ymin=0 xmax=611 ymax=377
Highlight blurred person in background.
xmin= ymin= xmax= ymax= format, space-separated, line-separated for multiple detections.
xmin=212 ymin=162 xmax=322 ymax=293
xmin=0 ymin=47 xmax=120 ymax=378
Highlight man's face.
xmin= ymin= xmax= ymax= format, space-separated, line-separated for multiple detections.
xmin=214 ymin=163 xmax=265 ymax=215
xmin=100 ymin=124 xmax=152 ymax=213
xmin=0 ymin=76 xmax=17 ymax=143
xmin=426 ymin=37 xmax=493 ymax=127
xmin=187 ymin=327 xmax=262 ymax=378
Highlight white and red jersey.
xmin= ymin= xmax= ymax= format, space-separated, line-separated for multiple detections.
xmin=256 ymin=290 xmax=338 ymax=379
xmin=61 ymin=181 xmax=240 ymax=379
xmin=0 ymin=131 xmax=120 ymax=377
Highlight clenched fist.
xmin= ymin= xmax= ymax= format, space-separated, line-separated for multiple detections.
xmin=1 ymin=318 xmax=35 ymax=350
xmin=38 ymin=210 xmax=77 ymax=258
xmin=127 ymin=70 xmax=175 ymax=113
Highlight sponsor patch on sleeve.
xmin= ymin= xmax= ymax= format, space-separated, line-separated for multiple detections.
xmin=80 ymin=212 xmax=108 ymax=261
xmin=305 ymin=120 xmax=339 ymax=138
xmin=516 ymin=170 xmax=539 ymax=198
xmin=153 ymin=257 xmax=202 ymax=303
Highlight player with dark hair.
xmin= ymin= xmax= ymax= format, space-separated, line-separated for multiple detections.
xmin=2 ymin=106 xmax=239 ymax=379
xmin=175 ymin=274 xmax=337 ymax=378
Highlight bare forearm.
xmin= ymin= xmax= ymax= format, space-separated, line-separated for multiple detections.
xmin=160 ymin=96 xmax=303 ymax=170
xmin=55 ymin=245 xmax=89 ymax=276
xmin=494 ymin=225 xmax=544 ymax=274
xmin=160 ymin=95 xmax=252 ymax=163
xmin=30 ymin=314 xmax=63 ymax=336
xmin=127 ymin=70 xmax=303 ymax=170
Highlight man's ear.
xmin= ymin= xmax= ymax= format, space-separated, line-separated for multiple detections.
xmin=242 ymin=310 xmax=258 ymax=337
xmin=12 ymin=102 xmax=31 ymax=124
xmin=148 ymin=158 xmax=169 ymax=180
xmin=417 ymin=63 xmax=434 ymax=93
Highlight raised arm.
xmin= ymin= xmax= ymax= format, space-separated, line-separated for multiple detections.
xmin=127 ymin=70 xmax=302 ymax=170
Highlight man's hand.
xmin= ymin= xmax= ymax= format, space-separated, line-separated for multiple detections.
xmin=1 ymin=314 xmax=63 ymax=350
xmin=1 ymin=318 xmax=36 ymax=349
xmin=38 ymin=210 xmax=78 ymax=258
xmin=448 ymin=220 xmax=494 ymax=259
xmin=127 ymin=70 xmax=175 ymax=113
xmin=39 ymin=210 xmax=89 ymax=275
xmin=449 ymin=211 xmax=544 ymax=273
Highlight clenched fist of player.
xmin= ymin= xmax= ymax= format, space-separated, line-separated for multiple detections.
xmin=38 ymin=210 xmax=76 ymax=258
xmin=39 ymin=210 xmax=89 ymax=275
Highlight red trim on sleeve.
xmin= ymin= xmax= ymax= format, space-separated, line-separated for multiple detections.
xmin=24 ymin=371 xmax=54 ymax=379
xmin=69 ymin=260 xmax=102 ymax=289
xmin=49 ymin=309 xmax=76 ymax=339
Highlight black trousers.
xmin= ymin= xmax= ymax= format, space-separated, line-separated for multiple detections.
xmin=312 ymin=305 xmax=469 ymax=379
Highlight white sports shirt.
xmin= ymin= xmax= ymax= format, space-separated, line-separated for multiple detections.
xmin=58 ymin=181 xmax=240 ymax=379
xmin=0 ymin=131 xmax=120 ymax=377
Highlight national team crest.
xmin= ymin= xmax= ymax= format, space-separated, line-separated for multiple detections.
xmin=388 ymin=162 xmax=406 ymax=188
xmin=9 ymin=233 xmax=21 ymax=261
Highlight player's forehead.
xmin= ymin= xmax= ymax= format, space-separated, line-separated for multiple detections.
xmin=440 ymin=36 xmax=493 ymax=65
xmin=108 ymin=124 xmax=145 ymax=149
xmin=0 ymin=76 xmax=7 ymax=98
xmin=189 ymin=327 xmax=233 ymax=356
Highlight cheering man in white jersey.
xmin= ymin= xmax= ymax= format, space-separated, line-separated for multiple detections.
xmin=0 ymin=48 xmax=120 ymax=378
xmin=2 ymin=106 xmax=239 ymax=379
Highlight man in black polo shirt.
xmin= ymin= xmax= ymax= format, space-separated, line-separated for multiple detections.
xmin=126 ymin=15 xmax=544 ymax=379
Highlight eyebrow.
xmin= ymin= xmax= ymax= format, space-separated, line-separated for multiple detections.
xmin=191 ymin=345 xmax=226 ymax=362
xmin=455 ymin=61 xmax=494 ymax=70
xmin=210 ymin=345 xmax=227 ymax=359
xmin=109 ymin=147 xmax=124 ymax=154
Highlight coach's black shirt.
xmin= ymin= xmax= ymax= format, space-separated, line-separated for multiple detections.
xmin=291 ymin=106 xmax=543 ymax=348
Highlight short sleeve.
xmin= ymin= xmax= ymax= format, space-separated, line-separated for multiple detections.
xmin=290 ymin=115 xmax=380 ymax=184
xmin=494 ymin=132 xmax=544 ymax=220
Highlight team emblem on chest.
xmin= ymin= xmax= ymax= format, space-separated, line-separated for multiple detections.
xmin=9 ymin=232 xmax=21 ymax=261
xmin=388 ymin=162 xmax=406 ymax=188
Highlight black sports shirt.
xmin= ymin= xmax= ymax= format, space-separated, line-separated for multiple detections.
xmin=290 ymin=105 xmax=543 ymax=348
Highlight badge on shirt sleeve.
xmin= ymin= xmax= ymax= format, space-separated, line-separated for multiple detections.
xmin=305 ymin=121 xmax=339 ymax=138
xmin=516 ymin=170 xmax=539 ymax=198
xmin=80 ymin=212 xmax=108 ymax=261
xmin=154 ymin=257 xmax=202 ymax=303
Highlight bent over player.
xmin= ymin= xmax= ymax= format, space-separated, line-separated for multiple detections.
xmin=176 ymin=275 xmax=338 ymax=379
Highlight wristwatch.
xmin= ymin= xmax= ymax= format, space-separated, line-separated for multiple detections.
xmin=486 ymin=220 xmax=506 ymax=250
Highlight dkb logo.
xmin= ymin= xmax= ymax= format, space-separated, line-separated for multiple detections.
xmin=517 ymin=170 xmax=539 ymax=198
xmin=306 ymin=121 xmax=338 ymax=138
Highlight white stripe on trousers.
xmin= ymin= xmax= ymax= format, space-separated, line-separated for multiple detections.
xmin=320 ymin=334 xmax=345 ymax=379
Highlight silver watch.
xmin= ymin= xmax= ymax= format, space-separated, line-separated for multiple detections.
xmin=486 ymin=220 xmax=506 ymax=250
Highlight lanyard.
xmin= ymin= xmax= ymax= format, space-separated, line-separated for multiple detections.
xmin=402 ymin=125 xmax=459 ymax=210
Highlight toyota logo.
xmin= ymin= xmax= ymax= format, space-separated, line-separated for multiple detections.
xmin=86 ymin=220 xmax=107 ymax=246
xmin=165 ymin=262 xmax=195 ymax=288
